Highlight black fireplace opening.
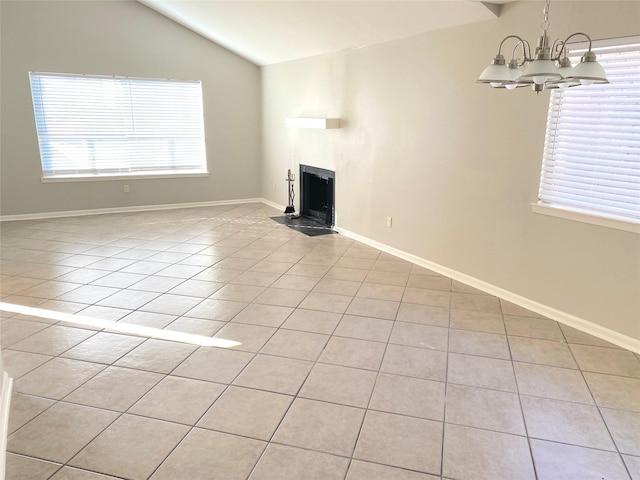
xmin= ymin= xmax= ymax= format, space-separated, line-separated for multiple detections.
xmin=300 ymin=164 xmax=335 ymax=227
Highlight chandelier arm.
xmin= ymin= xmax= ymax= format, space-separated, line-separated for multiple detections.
xmin=555 ymin=32 xmax=593 ymax=60
xmin=497 ymin=35 xmax=532 ymax=62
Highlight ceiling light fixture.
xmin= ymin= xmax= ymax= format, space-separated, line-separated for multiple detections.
xmin=477 ymin=0 xmax=608 ymax=93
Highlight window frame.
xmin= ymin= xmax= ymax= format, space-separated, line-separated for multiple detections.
xmin=532 ymin=35 xmax=640 ymax=234
xmin=29 ymin=72 xmax=209 ymax=182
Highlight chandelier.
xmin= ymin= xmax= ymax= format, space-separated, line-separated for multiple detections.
xmin=477 ymin=0 xmax=609 ymax=93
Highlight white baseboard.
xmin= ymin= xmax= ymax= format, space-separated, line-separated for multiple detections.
xmin=0 ymin=198 xmax=264 ymax=222
xmin=334 ymin=225 xmax=640 ymax=354
xmin=260 ymin=198 xmax=287 ymax=212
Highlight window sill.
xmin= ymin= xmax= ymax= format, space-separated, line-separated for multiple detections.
xmin=41 ymin=172 xmax=210 ymax=183
xmin=531 ymin=203 xmax=640 ymax=234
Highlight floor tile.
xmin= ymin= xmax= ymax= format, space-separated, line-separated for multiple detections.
xmin=273 ymin=398 xmax=364 ymax=456
xmin=364 ymin=270 xmax=408 ymax=287
xmin=381 ymin=344 xmax=447 ymax=381
xmin=14 ymin=357 xmax=105 ymax=399
xmin=261 ymin=329 xmax=329 ymax=361
xmin=521 ymin=395 xmax=615 ymax=450
xmin=129 ymin=276 xmax=184 ymax=293
xmin=298 ymin=292 xmax=353 ymax=314
xmin=15 ymin=280 xmax=81 ymax=300
xmin=129 ymin=375 xmax=226 ymax=425
xmin=354 ymin=410 xmax=442 ymax=474
xmin=50 ymin=467 xmax=130 ymax=479
xmin=449 ymin=328 xmax=510 ymax=360
xmin=165 ymin=317 xmax=224 ymax=336
xmin=389 ymin=321 xmax=448 ymax=351
xmin=325 ymin=267 xmax=369 ymax=282
xmin=9 ymin=325 xmax=95 ymax=356
xmin=514 ymin=362 xmax=594 ymax=404
xmin=64 ymin=366 xmax=162 ymax=411
xmin=448 ymin=352 xmax=517 ymax=392
xmin=570 ymin=344 xmax=640 ymax=377
xmin=601 ymin=408 xmax=640 ymax=456
xmin=345 ymin=297 xmax=399 ymax=320
xmin=449 ymin=309 xmax=504 ymax=334
xmin=253 ymin=287 xmax=308 ymax=307
xmin=402 ymin=287 xmax=450 ymax=308
xmin=230 ymin=270 xmax=280 ymax=287
xmin=7 ymin=393 xmax=55 ymax=435
xmin=249 ymin=444 xmax=349 ymax=480
xmin=531 ymin=439 xmax=629 ymax=480
xmin=450 ymin=292 xmax=501 ymax=314
xmin=213 ymin=322 xmax=276 ymax=352
xmin=211 ymin=284 xmax=265 ymax=302
xmin=61 ymin=332 xmax=145 ymax=364
xmin=90 ymin=272 xmax=147 ymax=289
xmin=313 ymin=278 xmax=362 ymax=297
xmin=231 ymin=303 xmax=293 ymax=327
xmin=151 ymin=428 xmax=265 ymax=480
xmin=356 ymin=283 xmax=405 ymax=301
xmin=504 ymin=315 xmax=564 ymax=341
xmin=407 ymin=274 xmax=451 ymax=292
xmin=624 ymin=455 xmax=640 ymax=480
xmin=172 ymin=346 xmax=253 ymax=383
xmin=8 ymin=402 xmax=118 ymax=463
xmin=233 ymin=354 xmax=313 ymax=395
xmin=138 ymin=293 xmax=203 ymax=316
xmin=1 ymin=349 xmax=52 ymax=379
xmin=166 ymin=279 xmax=224 ymax=297
xmin=281 ymin=308 xmax=342 ymax=334
xmin=369 ymin=373 xmax=445 ymax=421
xmin=114 ymin=338 xmax=197 ymax=373
xmin=69 ymin=414 xmax=189 ymax=480
xmin=346 ymin=460 xmax=440 ymax=480
xmin=333 ymin=314 xmax=393 ymax=342
xmin=5 ymin=453 xmax=61 ymax=480
xmin=119 ymin=310 xmax=176 ymax=328
xmin=509 ymin=336 xmax=577 ymax=369
xmin=584 ymin=372 xmax=640 ymax=412
xmin=442 ymin=423 xmax=535 ymax=480
xmin=500 ymin=300 xmax=545 ymax=318
xmin=319 ymin=336 xmax=386 ymax=371
xmin=445 ymin=383 xmax=525 ymax=435
xmin=56 ymin=285 xmax=120 ymax=304
xmin=299 ymin=363 xmax=377 ymax=408
xmin=270 ymin=274 xmax=320 ymax=291
xmin=198 ymin=386 xmax=292 ymax=440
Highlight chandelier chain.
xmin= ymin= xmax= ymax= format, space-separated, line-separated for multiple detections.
xmin=541 ymin=0 xmax=551 ymax=33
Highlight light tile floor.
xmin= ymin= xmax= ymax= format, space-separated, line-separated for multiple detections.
xmin=1 ymin=203 xmax=639 ymax=480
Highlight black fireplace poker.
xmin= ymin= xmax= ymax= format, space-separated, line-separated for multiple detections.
xmin=284 ymin=169 xmax=299 ymax=218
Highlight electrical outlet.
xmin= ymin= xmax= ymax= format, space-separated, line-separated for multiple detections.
xmin=386 ymin=216 xmax=392 ymax=228
xmin=124 ymin=184 xmax=130 ymax=193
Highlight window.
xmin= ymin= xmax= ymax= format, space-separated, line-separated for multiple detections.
xmin=535 ymin=36 xmax=640 ymax=232
xmin=29 ymin=72 xmax=208 ymax=180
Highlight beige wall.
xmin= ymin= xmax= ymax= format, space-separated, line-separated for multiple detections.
xmin=0 ymin=0 xmax=261 ymax=216
xmin=261 ymin=1 xmax=640 ymax=341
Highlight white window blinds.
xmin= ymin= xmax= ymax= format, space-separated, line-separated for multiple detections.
xmin=538 ymin=37 xmax=640 ymax=224
xmin=29 ymin=72 xmax=208 ymax=179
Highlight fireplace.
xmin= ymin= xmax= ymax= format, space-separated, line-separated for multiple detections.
xmin=300 ymin=164 xmax=335 ymax=227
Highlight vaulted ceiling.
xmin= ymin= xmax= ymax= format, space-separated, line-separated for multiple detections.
xmin=138 ymin=1 xmax=505 ymax=66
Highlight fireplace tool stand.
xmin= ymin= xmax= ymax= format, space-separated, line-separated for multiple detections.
xmin=284 ymin=169 xmax=299 ymax=218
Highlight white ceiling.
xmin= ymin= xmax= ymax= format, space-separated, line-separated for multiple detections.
xmin=138 ymin=1 xmax=503 ymax=66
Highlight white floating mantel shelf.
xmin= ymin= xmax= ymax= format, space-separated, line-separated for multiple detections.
xmin=285 ymin=117 xmax=340 ymax=129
